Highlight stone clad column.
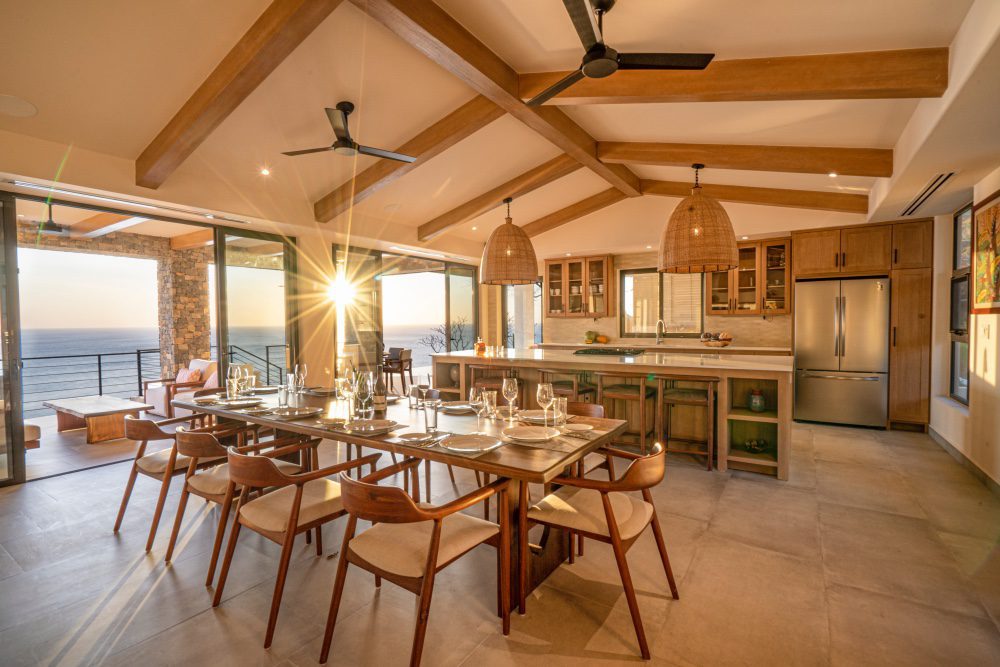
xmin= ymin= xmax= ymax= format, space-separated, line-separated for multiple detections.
xmin=158 ymin=247 xmax=212 ymax=375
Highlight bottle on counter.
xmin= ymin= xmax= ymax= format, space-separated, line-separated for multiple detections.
xmin=474 ymin=337 xmax=487 ymax=355
xmin=373 ymin=364 xmax=387 ymax=412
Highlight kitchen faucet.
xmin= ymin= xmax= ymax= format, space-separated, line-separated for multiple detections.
xmin=655 ymin=319 xmax=666 ymax=345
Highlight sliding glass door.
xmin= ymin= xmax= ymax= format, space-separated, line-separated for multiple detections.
xmin=333 ymin=245 xmax=383 ymax=373
xmin=446 ymin=265 xmax=477 ymax=351
xmin=0 ymin=194 xmax=24 ymax=486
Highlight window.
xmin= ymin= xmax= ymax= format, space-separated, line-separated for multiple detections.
xmin=950 ymin=204 xmax=972 ymax=404
xmin=620 ymin=269 xmax=702 ymax=337
xmin=503 ymin=280 xmax=542 ymax=348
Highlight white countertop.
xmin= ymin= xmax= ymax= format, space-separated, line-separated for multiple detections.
xmin=535 ymin=342 xmax=791 ymax=353
xmin=433 ymin=348 xmax=794 ymax=374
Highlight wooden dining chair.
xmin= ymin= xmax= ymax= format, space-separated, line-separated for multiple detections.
xmin=519 ymin=443 xmax=677 ymax=660
xmin=320 ymin=458 xmax=510 ymax=666
xmin=164 ymin=425 xmax=304 ymax=585
xmin=567 ymin=401 xmax=605 ymax=419
xmin=564 ymin=401 xmax=606 ymax=558
xmin=213 ymin=444 xmax=382 ymax=649
xmin=114 ymin=413 xmax=207 ymax=552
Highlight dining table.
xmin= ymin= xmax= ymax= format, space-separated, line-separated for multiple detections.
xmin=172 ymin=390 xmax=628 ymax=605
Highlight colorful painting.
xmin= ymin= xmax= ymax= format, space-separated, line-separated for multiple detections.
xmin=973 ymin=189 xmax=1000 ymax=314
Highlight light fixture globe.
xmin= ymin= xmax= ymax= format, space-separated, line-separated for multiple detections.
xmin=480 ymin=197 xmax=538 ymax=285
xmin=658 ymin=164 xmax=738 ymax=274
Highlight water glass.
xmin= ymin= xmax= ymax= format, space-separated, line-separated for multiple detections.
xmin=482 ymin=390 xmax=497 ymax=420
xmin=295 ymin=363 xmax=308 ymax=392
xmin=536 ymin=382 xmax=555 ymax=428
xmin=226 ymin=378 xmax=240 ymax=400
xmin=553 ymin=397 xmax=568 ymax=424
xmin=334 ymin=377 xmax=350 ymax=400
xmin=408 ymin=386 xmax=421 ymax=409
xmin=277 ymin=384 xmax=289 ymax=408
xmin=286 ymin=372 xmax=297 ymax=393
xmin=423 ymin=400 xmax=440 ymax=433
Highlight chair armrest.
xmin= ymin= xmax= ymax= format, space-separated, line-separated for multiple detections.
xmin=258 ymin=438 xmax=320 ymax=459
xmin=143 ymin=377 xmax=173 ymax=389
xmin=359 ymin=457 xmax=422 ymax=484
xmin=547 ymin=474 xmax=611 ymax=491
xmin=427 ymin=478 xmax=510 ymax=518
xmin=603 ymin=446 xmax=643 ymax=461
xmin=291 ymin=452 xmax=382 ymax=484
xmin=154 ymin=414 xmax=204 ymax=427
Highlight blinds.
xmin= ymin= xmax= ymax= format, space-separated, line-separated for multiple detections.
xmin=621 ymin=270 xmax=703 ymax=335
xmin=662 ymin=273 xmax=702 ymax=334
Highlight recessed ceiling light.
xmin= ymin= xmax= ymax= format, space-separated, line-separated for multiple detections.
xmin=828 ymin=172 xmax=838 ymax=178
xmin=565 ymin=252 xmax=571 ymax=256
xmin=259 ymin=167 xmax=271 ymax=176
xmin=0 ymin=94 xmax=37 ymax=118
xmin=471 ymin=226 xmax=478 ymax=231
xmin=645 ymin=245 xmax=652 ymax=249
xmin=205 ymin=213 xmax=214 ymax=219
xmin=741 ymin=235 xmax=749 ymax=240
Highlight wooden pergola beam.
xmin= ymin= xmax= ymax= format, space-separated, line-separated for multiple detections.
xmin=519 ymin=48 xmax=949 ymax=105
xmin=136 ymin=0 xmax=345 ymax=189
xmin=417 ymin=154 xmax=580 ymax=241
xmin=72 ymin=213 xmax=147 ymax=238
xmin=598 ymin=142 xmax=893 ymax=178
xmin=313 ymin=95 xmax=504 ymax=222
xmin=170 ymin=229 xmax=215 ymax=250
xmin=349 ymin=0 xmax=641 ymax=197
xmin=522 ymin=189 xmax=627 ymax=238
xmin=642 ymin=180 xmax=868 ymax=214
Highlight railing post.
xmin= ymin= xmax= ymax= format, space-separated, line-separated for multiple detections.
xmin=136 ymin=349 xmax=143 ymax=396
xmin=97 ymin=354 xmax=103 ymax=395
xmin=265 ymin=347 xmax=271 ymax=385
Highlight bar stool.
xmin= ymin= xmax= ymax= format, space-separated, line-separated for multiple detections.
xmin=470 ymin=365 xmax=524 ymax=406
xmin=539 ymin=370 xmax=596 ymax=403
xmin=656 ymin=376 xmax=717 ymax=471
xmin=596 ymin=373 xmax=656 ymax=453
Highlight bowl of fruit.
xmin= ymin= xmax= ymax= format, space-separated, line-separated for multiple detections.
xmin=700 ymin=332 xmax=733 ymax=348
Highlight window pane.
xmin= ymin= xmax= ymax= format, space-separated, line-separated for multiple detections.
xmin=951 ymin=341 xmax=969 ymax=403
xmin=447 ymin=266 xmax=476 ymax=351
xmin=661 ymin=273 xmax=703 ymax=334
xmin=950 ymin=277 xmax=969 ymax=333
xmin=954 ymin=206 xmax=972 ymax=270
xmin=503 ymin=282 xmax=537 ymax=348
xmin=621 ymin=271 xmax=659 ymax=335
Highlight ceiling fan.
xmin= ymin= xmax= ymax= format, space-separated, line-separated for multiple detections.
xmin=282 ymin=101 xmax=416 ymax=163
xmin=527 ymin=0 xmax=715 ymax=106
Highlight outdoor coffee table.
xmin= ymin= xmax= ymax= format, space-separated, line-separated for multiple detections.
xmin=43 ymin=396 xmax=154 ymax=444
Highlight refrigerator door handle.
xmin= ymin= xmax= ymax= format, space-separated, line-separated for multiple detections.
xmin=840 ymin=296 xmax=846 ymax=357
xmin=833 ymin=297 xmax=841 ymax=357
xmin=800 ymin=372 xmax=881 ymax=381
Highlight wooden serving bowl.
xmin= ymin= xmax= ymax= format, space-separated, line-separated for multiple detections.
xmin=702 ymin=340 xmax=732 ymax=348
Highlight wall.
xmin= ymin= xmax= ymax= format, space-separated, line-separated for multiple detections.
xmin=542 ymin=251 xmax=792 ymax=348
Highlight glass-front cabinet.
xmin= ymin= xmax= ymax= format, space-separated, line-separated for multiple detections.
xmin=705 ymin=238 xmax=789 ymax=316
xmin=545 ymin=255 xmax=612 ymax=318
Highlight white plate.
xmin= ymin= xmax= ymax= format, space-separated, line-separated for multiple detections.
xmin=344 ymin=419 xmax=399 ymax=435
xmin=219 ymin=398 xmax=263 ymax=409
xmin=252 ymin=386 xmax=279 ymax=394
xmin=440 ymin=434 xmax=502 ymax=453
xmin=563 ymin=423 xmax=594 ymax=432
xmin=440 ymin=401 xmax=474 ymax=414
xmin=501 ymin=426 xmax=561 ymax=442
xmin=271 ymin=407 xmax=322 ymax=419
xmin=397 ymin=432 xmax=435 ymax=444
xmin=317 ymin=416 xmax=348 ymax=426
xmin=193 ymin=397 xmax=219 ymax=405
xmin=385 ymin=395 xmax=401 ymax=404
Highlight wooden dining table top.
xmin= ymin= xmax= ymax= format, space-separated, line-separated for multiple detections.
xmin=173 ymin=393 xmax=627 ymax=484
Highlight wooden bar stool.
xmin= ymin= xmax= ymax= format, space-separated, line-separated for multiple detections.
xmin=470 ymin=365 xmax=524 ymax=407
xmin=656 ymin=376 xmax=717 ymax=471
xmin=596 ymin=373 xmax=657 ymax=453
xmin=539 ymin=370 xmax=596 ymax=402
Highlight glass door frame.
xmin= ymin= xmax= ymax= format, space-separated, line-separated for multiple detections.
xmin=332 ymin=244 xmax=385 ymax=374
xmin=213 ymin=228 xmax=299 ymax=381
xmin=0 ymin=192 xmax=25 ymax=486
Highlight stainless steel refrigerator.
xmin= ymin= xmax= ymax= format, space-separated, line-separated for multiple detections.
xmin=794 ymin=278 xmax=889 ymax=427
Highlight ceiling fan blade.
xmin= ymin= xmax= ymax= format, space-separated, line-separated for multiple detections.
xmin=282 ymin=146 xmax=335 ymax=156
xmin=526 ymin=68 xmax=585 ymax=106
xmin=562 ymin=0 xmax=602 ymax=50
xmin=357 ymin=145 xmax=417 ymax=163
xmin=618 ymin=52 xmax=715 ymax=70
xmin=325 ymin=107 xmax=351 ymax=141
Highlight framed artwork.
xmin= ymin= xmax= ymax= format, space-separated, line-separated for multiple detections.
xmin=972 ymin=187 xmax=1000 ymax=314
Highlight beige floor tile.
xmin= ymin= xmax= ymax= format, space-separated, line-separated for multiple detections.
xmin=828 ymin=584 xmax=1000 ymax=666
xmin=910 ymin=477 xmax=1000 ymax=541
xmin=820 ymin=503 xmax=986 ymax=617
xmin=0 ymin=543 xmax=23 ymax=581
xmin=816 ymin=460 xmax=925 ymax=518
xmin=813 ymin=434 xmax=899 ymax=470
xmin=653 ymin=535 xmax=830 ymax=666
xmin=651 ymin=463 xmax=729 ymax=523
xmin=708 ymin=477 xmax=821 ymax=560
xmin=891 ymin=443 xmax=984 ymax=485
xmin=937 ymin=531 xmax=1000 ymax=630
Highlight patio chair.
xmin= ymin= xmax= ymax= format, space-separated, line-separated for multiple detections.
xmin=144 ymin=359 xmax=218 ymax=418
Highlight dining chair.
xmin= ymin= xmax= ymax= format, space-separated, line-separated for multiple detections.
xmin=320 ymin=458 xmax=510 ymax=666
xmin=518 ymin=443 xmax=678 ymax=660
xmin=164 ymin=425 xmax=304 ymax=585
xmin=213 ymin=444 xmax=382 ymax=649
xmin=114 ymin=413 xmax=208 ymax=552
xmin=565 ymin=400 xmax=606 ymax=558
xmin=384 ymin=348 xmax=413 ymax=394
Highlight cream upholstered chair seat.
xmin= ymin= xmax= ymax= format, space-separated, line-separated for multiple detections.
xmin=238 ymin=477 xmax=343 ymax=533
xmin=135 ymin=448 xmax=192 ymax=475
xmin=528 ymin=486 xmax=653 ymax=542
xmin=349 ymin=510 xmax=499 ymax=578
xmin=187 ymin=459 xmax=299 ymax=497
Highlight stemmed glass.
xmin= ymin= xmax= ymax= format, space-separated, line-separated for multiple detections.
xmin=536 ymin=382 xmax=554 ymax=429
xmin=294 ymin=363 xmax=308 ymax=393
xmin=417 ymin=373 xmax=432 ymax=406
xmin=482 ymin=390 xmax=497 ymax=422
xmin=501 ymin=377 xmax=518 ymax=426
xmin=226 ymin=366 xmax=241 ymax=399
xmin=355 ymin=372 xmax=374 ymax=419
xmin=469 ymin=387 xmax=486 ymax=434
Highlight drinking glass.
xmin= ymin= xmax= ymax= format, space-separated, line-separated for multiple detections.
xmin=417 ymin=373 xmax=432 ymax=405
xmin=554 ymin=397 xmax=567 ymax=425
xmin=277 ymin=384 xmax=289 ymax=408
xmin=408 ymin=386 xmax=420 ymax=409
xmin=295 ymin=363 xmax=308 ymax=392
xmin=243 ymin=367 xmax=256 ymax=394
xmin=469 ymin=387 xmax=485 ymax=434
xmin=286 ymin=372 xmax=297 ymax=394
xmin=482 ymin=390 xmax=497 ymax=421
xmin=536 ymin=382 xmax=555 ymax=428
xmin=334 ymin=377 xmax=350 ymax=400
xmin=423 ymin=399 xmax=440 ymax=433
xmin=355 ymin=372 xmax=374 ymax=419
xmin=227 ymin=366 xmax=241 ymax=399
xmin=501 ymin=377 xmax=518 ymax=425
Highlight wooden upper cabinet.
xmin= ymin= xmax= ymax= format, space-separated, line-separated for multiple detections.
xmin=706 ymin=239 xmax=789 ymax=315
xmin=841 ymin=225 xmax=891 ymax=274
xmin=892 ymin=219 xmax=933 ymax=269
xmin=792 ymin=229 xmax=841 ymax=276
xmin=545 ymin=255 xmax=612 ymax=318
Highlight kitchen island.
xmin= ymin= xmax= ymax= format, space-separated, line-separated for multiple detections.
xmin=433 ymin=348 xmax=793 ymax=480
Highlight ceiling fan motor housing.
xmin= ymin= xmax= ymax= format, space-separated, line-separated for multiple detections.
xmin=582 ymin=44 xmax=619 ymax=78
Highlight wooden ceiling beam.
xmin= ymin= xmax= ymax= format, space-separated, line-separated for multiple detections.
xmin=349 ymin=0 xmax=641 ymax=197
xmin=417 ymin=154 xmax=581 ymax=241
xmin=642 ymin=180 xmax=868 ymax=213
xmin=522 ymin=188 xmax=627 ymax=238
xmin=170 ymin=229 xmax=215 ymax=250
xmin=136 ymin=0 xmax=345 ymax=189
xmin=599 ymin=142 xmax=893 ymax=177
xmin=519 ymin=48 xmax=949 ymax=105
xmin=72 ymin=212 xmax=147 ymax=238
xmin=313 ymin=95 xmax=505 ymax=222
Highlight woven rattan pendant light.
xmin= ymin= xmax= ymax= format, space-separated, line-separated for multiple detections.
xmin=658 ymin=164 xmax=738 ymax=274
xmin=480 ymin=197 xmax=538 ymax=285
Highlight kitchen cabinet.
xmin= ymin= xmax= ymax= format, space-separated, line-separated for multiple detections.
xmin=793 ymin=225 xmax=891 ymax=276
xmin=892 ymin=219 xmax=934 ymax=269
xmin=792 ymin=229 xmax=840 ymax=276
xmin=889 ymin=268 xmax=932 ymax=424
xmin=707 ymin=238 xmax=789 ymax=315
xmin=545 ymin=255 xmax=612 ymax=318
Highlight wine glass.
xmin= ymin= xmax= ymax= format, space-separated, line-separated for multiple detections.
xmin=536 ymin=382 xmax=555 ymax=429
xmin=294 ymin=363 xmax=308 ymax=393
xmin=501 ymin=377 xmax=518 ymax=426
xmin=355 ymin=372 xmax=374 ymax=419
xmin=482 ymin=390 xmax=497 ymax=422
xmin=417 ymin=372 xmax=432 ymax=406
xmin=469 ymin=387 xmax=486 ymax=434
xmin=226 ymin=365 xmax=241 ymax=399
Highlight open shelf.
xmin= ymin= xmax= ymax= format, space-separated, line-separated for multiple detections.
xmin=727 ymin=451 xmax=779 ymax=468
xmin=728 ymin=407 xmax=779 ymax=422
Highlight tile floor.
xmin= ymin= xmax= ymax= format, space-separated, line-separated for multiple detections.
xmin=0 ymin=422 xmax=998 ymax=666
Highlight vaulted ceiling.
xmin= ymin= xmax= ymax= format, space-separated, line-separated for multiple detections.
xmin=0 ymin=0 xmax=992 ymax=261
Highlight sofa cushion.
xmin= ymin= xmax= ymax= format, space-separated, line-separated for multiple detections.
xmin=176 ymin=368 xmax=202 ymax=384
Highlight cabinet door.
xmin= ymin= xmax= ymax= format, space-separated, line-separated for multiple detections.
xmin=889 ymin=268 xmax=932 ymax=424
xmin=892 ymin=220 xmax=933 ymax=269
xmin=565 ymin=259 xmax=586 ymax=316
xmin=761 ymin=240 xmax=790 ymax=314
xmin=585 ymin=257 xmax=609 ymax=316
xmin=793 ymin=230 xmax=841 ymax=276
xmin=842 ymin=226 xmax=891 ymax=274
xmin=546 ymin=262 xmax=564 ymax=316
xmin=706 ymin=269 xmax=732 ymax=314
xmin=733 ymin=244 xmax=761 ymax=314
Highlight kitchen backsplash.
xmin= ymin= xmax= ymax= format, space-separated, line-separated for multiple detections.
xmin=541 ymin=251 xmax=793 ymax=349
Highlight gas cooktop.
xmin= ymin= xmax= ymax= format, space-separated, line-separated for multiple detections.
xmin=573 ymin=347 xmax=644 ymax=357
